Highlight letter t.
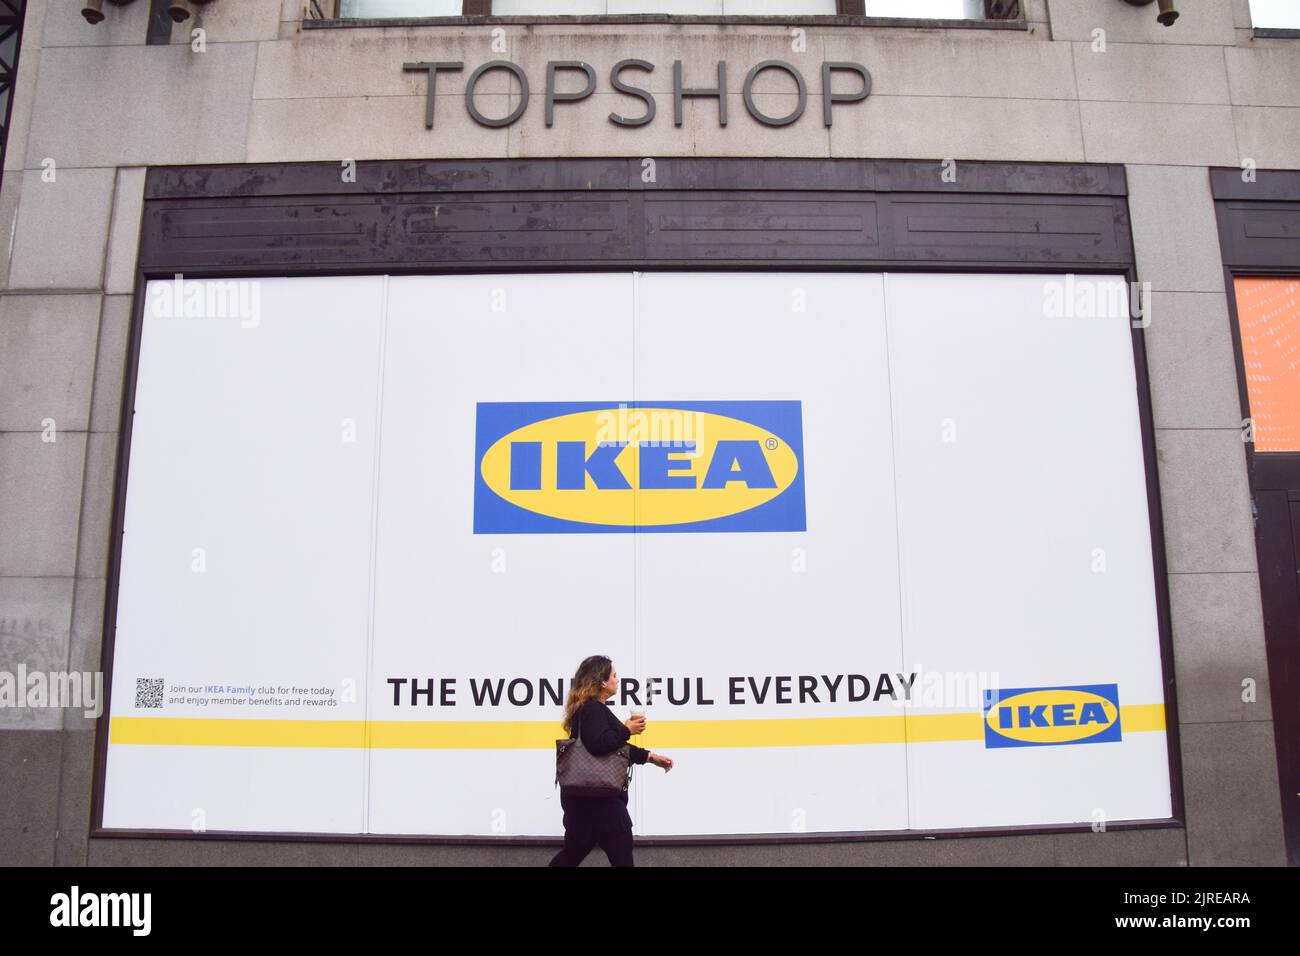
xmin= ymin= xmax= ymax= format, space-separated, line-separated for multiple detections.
xmin=403 ymin=61 xmax=464 ymax=129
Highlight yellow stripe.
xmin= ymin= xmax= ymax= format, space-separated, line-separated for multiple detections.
xmin=109 ymin=705 xmax=1166 ymax=749
xmin=1119 ymin=703 xmax=1167 ymax=732
xmin=110 ymin=717 xmax=370 ymax=749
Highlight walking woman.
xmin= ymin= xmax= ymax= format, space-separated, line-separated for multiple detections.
xmin=549 ymin=655 xmax=673 ymax=867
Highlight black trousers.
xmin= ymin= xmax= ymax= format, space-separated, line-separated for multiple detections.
xmin=548 ymin=793 xmax=635 ymax=867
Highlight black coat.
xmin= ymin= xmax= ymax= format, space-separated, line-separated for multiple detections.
xmin=563 ymin=698 xmax=650 ymax=806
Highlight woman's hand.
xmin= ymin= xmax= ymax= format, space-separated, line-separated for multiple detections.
xmin=624 ymin=716 xmax=646 ymax=735
xmin=648 ymin=753 xmax=673 ymax=772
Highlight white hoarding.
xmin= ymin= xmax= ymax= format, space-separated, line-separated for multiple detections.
xmin=102 ymin=271 xmax=1172 ymax=837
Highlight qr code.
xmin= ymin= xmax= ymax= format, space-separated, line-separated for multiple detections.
xmin=135 ymin=677 xmax=164 ymax=709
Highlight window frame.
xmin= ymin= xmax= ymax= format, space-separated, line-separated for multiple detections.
xmin=322 ymin=0 xmax=1027 ymax=29
xmin=90 ymin=155 xmax=1184 ymax=848
xmin=0 ymin=0 xmax=26 ymax=183
xmin=1248 ymin=0 xmax=1300 ymax=37
xmin=1210 ymin=167 xmax=1300 ymax=866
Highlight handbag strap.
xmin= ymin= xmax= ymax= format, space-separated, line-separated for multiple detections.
xmin=555 ymin=708 xmax=581 ymax=789
xmin=585 ymin=703 xmax=636 ymax=786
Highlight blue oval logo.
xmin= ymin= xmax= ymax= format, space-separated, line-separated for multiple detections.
xmin=473 ymin=401 xmax=806 ymax=534
xmin=983 ymin=683 xmax=1122 ymax=748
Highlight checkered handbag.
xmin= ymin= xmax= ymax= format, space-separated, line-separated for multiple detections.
xmin=555 ymin=709 xmax=634 ymax=797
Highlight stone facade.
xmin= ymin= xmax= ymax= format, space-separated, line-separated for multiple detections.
xmin=0 ymin=0 xmax=1294 ymax=865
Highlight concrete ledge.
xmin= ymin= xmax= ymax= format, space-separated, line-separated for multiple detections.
xmin=82 ymin=825 xmax=1187 ymax=866
xmin=304 ymin=15 xmax=1030 ymax=31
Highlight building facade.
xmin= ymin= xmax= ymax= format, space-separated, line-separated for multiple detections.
xmin=1 ymin=0 xmax=1299 ymax=865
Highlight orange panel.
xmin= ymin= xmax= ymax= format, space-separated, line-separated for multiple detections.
xmin=1233 ymin=276 xmax=1300 ymax=452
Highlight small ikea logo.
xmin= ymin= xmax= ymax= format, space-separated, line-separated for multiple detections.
xmin=982 ymin=684 xmax=1122 ymax=748
xmin=473 ymin=401 xmax=806 ymax=533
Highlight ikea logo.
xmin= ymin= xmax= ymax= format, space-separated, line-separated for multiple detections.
xmin=473 ymin=401 xmax=806 ymax=533
xmin=983 ymin=684 xmax=1122 ymax=748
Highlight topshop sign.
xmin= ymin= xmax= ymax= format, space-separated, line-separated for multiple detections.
xmin=402 ymin=59 xmax=871 ymax=129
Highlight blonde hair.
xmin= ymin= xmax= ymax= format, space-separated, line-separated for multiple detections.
xmin=561 ymin=655 xmax=613 ymax=737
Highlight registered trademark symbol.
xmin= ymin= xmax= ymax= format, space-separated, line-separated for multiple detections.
xmin=765 ymin=437 xmax=778 ymax=450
